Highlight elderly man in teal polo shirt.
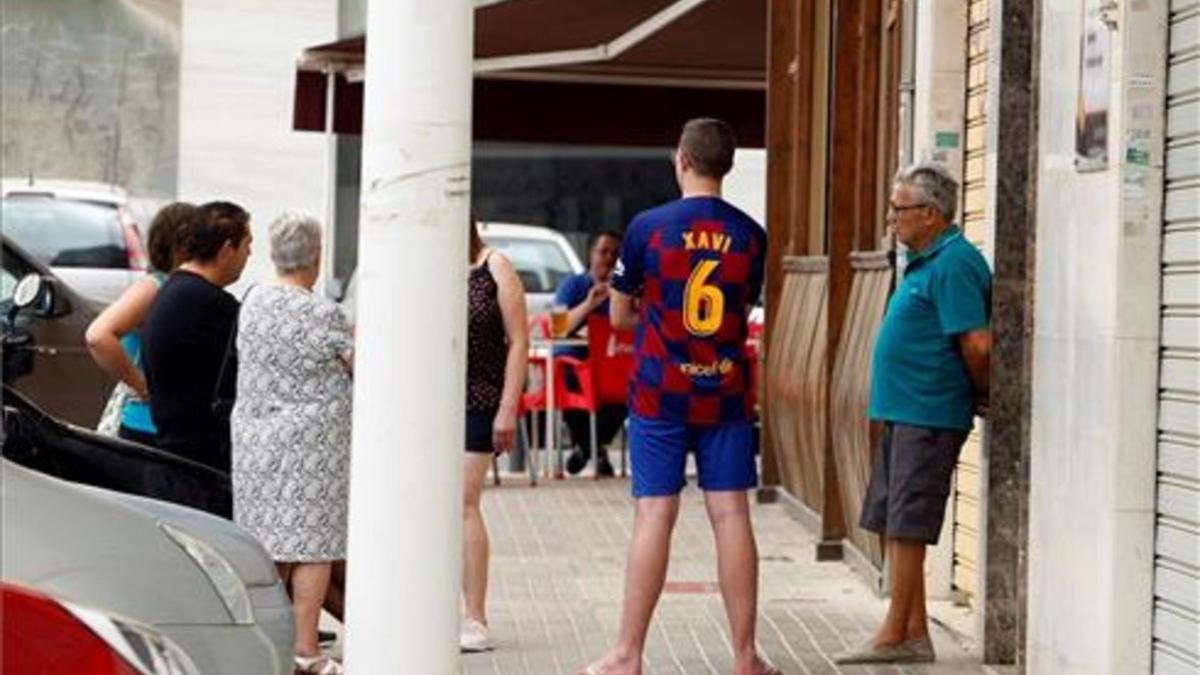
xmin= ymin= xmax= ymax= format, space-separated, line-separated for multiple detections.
xmin=837 ymin=162 xmax=992 ymax=665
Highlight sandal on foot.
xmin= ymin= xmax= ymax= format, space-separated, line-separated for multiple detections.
xmin=295 ymin=653 xmax=343 ymax=674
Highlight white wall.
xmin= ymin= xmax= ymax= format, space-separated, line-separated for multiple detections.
xmin=724 ymin=148 xmax=767 ymax=227
xmin=1026 ymin=2 xmax=1166 ymax=673
xmin=1 ymin=0 xmax=181 ymax=203
xmin=178 ymin=0 xmax=337 ymax=288
xmin=912 ymin=0 xmax=967 ymax=185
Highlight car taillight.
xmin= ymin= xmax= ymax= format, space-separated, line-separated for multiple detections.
xmin=121 ymin=212 xmax=148 ymax=270
xmin=1 ymin=583 xmax=198 ymax=675
xmin=2 ymin=583 xmax=141 ymax=675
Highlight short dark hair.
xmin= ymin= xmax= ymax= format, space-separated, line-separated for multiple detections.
xmin=590 ymin=229 xmax=623 ymax=248
xmin=678 ymin=118 xmax=736 ymax=179
xmin=146 ymin=202 xmax=199 ymax=272
xmin=181 ymin=201 xmax=250 ymax=262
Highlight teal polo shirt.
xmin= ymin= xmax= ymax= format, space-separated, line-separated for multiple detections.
xmin=869 ymin=226 xmax=992 ymax=431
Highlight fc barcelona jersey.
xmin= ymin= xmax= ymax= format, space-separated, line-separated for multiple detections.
xmin=611 ymin=196 xmax=767 ymax=425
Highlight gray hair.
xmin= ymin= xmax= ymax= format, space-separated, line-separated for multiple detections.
xmin=894 ymin=161 xmax=959 ymax=222
xmin=269 ymin=212 xmax=322 ymax=274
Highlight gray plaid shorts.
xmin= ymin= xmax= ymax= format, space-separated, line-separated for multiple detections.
xmin=859 ymin=423 xmax=969 ymax=544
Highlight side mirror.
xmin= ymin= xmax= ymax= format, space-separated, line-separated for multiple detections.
xmin=3 ymin=274 xmax=44 ymax=383
xmin=7 ymin=274 xmax=45 ymax=325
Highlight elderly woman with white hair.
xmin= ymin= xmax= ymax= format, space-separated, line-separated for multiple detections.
xmin=230 ymin=213 xmax=351 ymax=675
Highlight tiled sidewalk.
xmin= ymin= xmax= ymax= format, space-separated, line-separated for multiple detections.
xmin=463 ymin=477 xmax=986 ymax=675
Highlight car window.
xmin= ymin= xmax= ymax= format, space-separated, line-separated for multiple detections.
xmin=484 ymin=236 xmax=573 ymax=293
xmin=1 ymin=197 xmax=127 ymax=269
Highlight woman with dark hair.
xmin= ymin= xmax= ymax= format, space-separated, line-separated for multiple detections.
xmin=461 ymin=216 xmax=528 ymax=652
xmin=141 ymin=200 xmax=254 ymax=512
xmin=86 ymin=202 xmax=199 ymax=446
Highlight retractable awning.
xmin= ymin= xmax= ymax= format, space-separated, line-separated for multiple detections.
xmin=293 ymin=0 xmax=766 ymax=146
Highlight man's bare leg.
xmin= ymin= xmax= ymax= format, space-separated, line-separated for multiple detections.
xmin=875 ymin=538 xmax=926 ymax=646
xmin=578 ymin=496 xmax=680 ymax=675
xmin=704 ymin=490 xmax=778 ymax=675
xmin=906 ymin=544 xmax=929 ymax=641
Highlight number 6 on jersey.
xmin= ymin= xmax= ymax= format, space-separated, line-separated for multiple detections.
xmin=683 ymin=259 xmax=725 ymax=337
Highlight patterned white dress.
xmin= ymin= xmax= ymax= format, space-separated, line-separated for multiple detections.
xmin=230 ymin=284 xmax=353 ymax=562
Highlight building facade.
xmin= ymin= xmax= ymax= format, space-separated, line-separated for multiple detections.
xmin=762 ymin=1 xmax=1199 ymax=672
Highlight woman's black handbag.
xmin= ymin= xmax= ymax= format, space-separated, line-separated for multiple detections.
xmin=211 ymin=286 xmax=254 ymax=420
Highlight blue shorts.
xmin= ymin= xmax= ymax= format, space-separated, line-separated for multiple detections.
xmin=629 ymin=415 xmax=758 ymax=497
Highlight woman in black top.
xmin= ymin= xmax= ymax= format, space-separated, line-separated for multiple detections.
xmin=141 ymin=201 xmax=253 ymax=517
xmin=461 ymin=217 xmax=527 ymax=652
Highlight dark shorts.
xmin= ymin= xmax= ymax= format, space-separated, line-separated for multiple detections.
xmin=466 ymin=409 xmax=496 ymax=454
xmin=629 ymin=415 xmax=758 ymax=498
xmin=859 ymin=423 xmax=968 ymax=544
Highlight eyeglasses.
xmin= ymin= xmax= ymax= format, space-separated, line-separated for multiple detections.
xmin=888 ymin=201 xmax=929 ymax=214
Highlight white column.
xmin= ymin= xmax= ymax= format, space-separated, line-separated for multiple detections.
xmin=321 ymin=68 xmax=339 ymax=297
xmin=342 ymin=1 xmax=474 ymax=672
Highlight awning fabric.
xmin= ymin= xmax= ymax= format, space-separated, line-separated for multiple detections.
xmin=293 ymin=0 xmax=766 ymax=147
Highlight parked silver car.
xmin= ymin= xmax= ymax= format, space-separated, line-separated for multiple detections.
xmin=339 ymin=221 xmax=585 ymax=324
xmin=1 ymin=179 xmax=147 ymax=309
xmin=478 ymin=222 xmax=585 ymax=316
xmin=1 ymin=460 xmax=293 ymax=675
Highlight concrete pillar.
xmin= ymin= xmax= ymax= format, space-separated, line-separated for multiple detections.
xmin=982 ymin=0 xmax=1038 ymax=664
xmin=342 ymin=1 xmax=474 ymax=672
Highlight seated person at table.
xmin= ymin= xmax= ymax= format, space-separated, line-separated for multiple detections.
xmin=552 ymin=229 xmax=627 ymax=477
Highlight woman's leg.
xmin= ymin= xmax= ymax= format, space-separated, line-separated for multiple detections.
xmin=462 ymin=452 xmax=494 ymax=624
xmin=290 ymin=562 xmax=333 ymax=657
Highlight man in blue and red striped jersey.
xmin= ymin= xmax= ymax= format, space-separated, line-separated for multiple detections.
xmin=579 ymin=119 xmax=778 ymax=675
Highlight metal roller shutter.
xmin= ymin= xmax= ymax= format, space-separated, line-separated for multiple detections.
xmin=1154 ymin=1 xmax=1200 ymax=672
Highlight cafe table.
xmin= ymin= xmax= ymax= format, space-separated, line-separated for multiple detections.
xmin=528 ymin=335 xmax=588 ymax=478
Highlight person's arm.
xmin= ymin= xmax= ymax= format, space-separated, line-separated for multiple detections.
xmin=960 ymin=328 xmax=992 ymax=409
xmin=84 ymin=277 xmax=159 ymax=399
xmin=934 ymin=252 xmax=993 ymax=415
xmin=320 ymin=300 xmax=355 ymax=374
xmin=610 ymin=289 xmax=639 ymax=331
xmin=490 ymin=253 xmax=529 ymax=453
xmin=608 ymin=220 xmax=644 ymax=331
xmin=564 ymin=282 xmax=608 ymax=335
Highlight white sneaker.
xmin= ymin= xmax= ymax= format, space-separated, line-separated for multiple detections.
xmin=459 ymin=617 xmax=493 ymax=652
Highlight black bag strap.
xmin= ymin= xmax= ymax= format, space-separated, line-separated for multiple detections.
xmin=213 ymin=285 xmax=256 ymax=404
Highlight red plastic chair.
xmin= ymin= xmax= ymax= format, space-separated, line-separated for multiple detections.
xmin=588 ymin=316 xmax=635 ymax=407
xmin=746 ymin=318 xmax=763 ymax=414
xmin=550 ymin=355 xmax=596 ymax=476
xmin=521 ymin=315 xmax=551 ymax=484
xmin=588 ymin=316 xmax=634 ymax=476
xmin=552 ymin=316 xmax=634 ymax=478
xmin=530 ymin=314 xmax=552 ymax=340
